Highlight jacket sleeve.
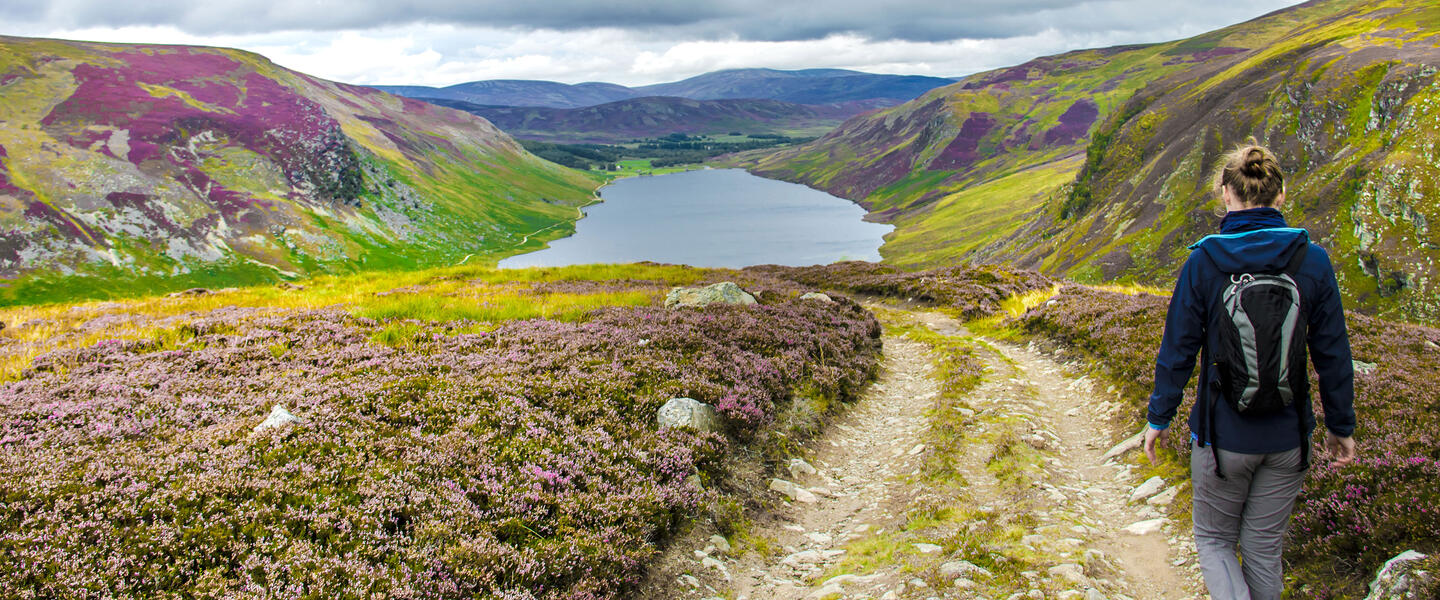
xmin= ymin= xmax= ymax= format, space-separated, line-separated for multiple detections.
xmin=1305 ymin=246 xmax=1356 ymax=437
xmin=1148 ymin=253 xmax=1207 ymax=429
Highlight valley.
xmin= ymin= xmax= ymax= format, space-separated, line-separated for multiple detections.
xmin=2 ymin=0 xmax=1439 ymax=599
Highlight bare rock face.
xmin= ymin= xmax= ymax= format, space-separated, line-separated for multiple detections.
xmin=656 ymin=397 xmax=722 ymax=433
xmin=664 ymin=282 xmax=757 ymax=308
xmin=1365 ymin=550 xmax=1436 ymax=600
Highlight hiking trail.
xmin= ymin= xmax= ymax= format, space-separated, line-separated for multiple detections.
xmin=663 ymin=306 xmax=1205 ymax=600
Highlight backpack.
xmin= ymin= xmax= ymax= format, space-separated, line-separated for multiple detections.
xmin=1200 ymin=243 xmax=1311 ymax=477
xmin=1211 ymin=243 xmax=1309 ymax=416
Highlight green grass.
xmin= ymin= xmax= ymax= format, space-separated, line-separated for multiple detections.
xmin=0 ymin=262 xmax=713 ymax=381
xmin=882 ymin=159 xmax=1082 ymax=270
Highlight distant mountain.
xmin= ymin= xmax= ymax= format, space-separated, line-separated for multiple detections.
xmin=371 ymin=68 xmax=955 ymax=109
xmin=425 ymin=96 xmax=870 ymax=143
xmin=0 ymin=36 xmax=598 ymax=305
xmin=371 ymin=80 xmax=638 ymax=109
xmin=738 ymin=0 xmax=1440 ymax=322
xmin=636 ymin=68 xmax=958 ymax=105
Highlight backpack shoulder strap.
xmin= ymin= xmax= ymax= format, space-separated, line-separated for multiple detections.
xmin=1282 ymin=242 xmax=1309 ymax=276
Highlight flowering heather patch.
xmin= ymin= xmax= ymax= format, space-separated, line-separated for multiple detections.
xmin=1014 ymin=285 xmax=1440 ymax=597
xmin=0 ymin=285 xmax=880 ymax=598
xmin=747 ymin=261 xmax=1053 ymax=319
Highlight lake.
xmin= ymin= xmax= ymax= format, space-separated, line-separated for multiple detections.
xmin=499 ymin=169 xmax=892 ymax=268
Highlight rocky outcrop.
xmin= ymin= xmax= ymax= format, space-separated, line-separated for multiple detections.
xmin=664 ymin=282 xmax=757 ymax=308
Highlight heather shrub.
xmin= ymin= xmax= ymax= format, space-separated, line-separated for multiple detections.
xmin=1012 ymin=285 xmax=1440 ymax=598
xmin=747 ymin=262 xmax=1053 ymax=319
xmin=0 ymin=292 xmax=880 ymax=598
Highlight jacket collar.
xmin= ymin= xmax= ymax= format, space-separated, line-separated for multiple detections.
xmin=1219 ymin=207 xmax=1288 ymax=233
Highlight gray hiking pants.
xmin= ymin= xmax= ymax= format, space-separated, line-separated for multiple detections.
xmin=1191 ymin=441 xmax=1306 ymax=600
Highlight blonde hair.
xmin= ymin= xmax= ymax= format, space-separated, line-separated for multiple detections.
xmin=1214 ymin=139 xmax=1285 ymax=208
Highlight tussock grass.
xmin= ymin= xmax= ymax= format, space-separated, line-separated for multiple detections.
xmin=0 ymin=263 xmax=711 ymax=381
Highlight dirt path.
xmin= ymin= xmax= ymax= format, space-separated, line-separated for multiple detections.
xmin=693 ymin=308 xmax=1204 ymax=600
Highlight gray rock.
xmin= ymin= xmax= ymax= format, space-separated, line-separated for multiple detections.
xmin=1129 ymin=476 xmax=1166 ymax=503
xmin=665 ymin=282 xmax=757 ymax=308
xmin=1354 ymin=360 xmax=1379 ymax=376
xmin=253 ymin=405 xmax=303 ymax=433
xmin=913 ymin=542 xmax=942 ymax=554
xmin=677 ymin=574 xmax=700 ymax=588
xmin=1086 ymin=589 xmax=1107 ymax=600
xmin=940 ymin=560 xmax=995 ymax=579
xmin=1048 ymin=563 xmax=1088 ymax=586
xmin=168 ymin=287 xmax=212 ymax=298
xmin=657 ymin=398 xmax=722 ymax=433
xmin=1147 ymin=483 xmax=1185 ymax=506
xmin=782 ymin=550 xmax=823 ymax=565
xmin=1122 ymin=518 xmax=1165 ymax=536
xmin=788 ymin=458 xmax=818 ymax=478
xmin=709 ymin=534 xmax=731 ymax=554
xmin=769 ymin=478 xmax=817 ymax=503
xmin=1102 ymin=430 xmax=1145 ymax=461
xmin=800 ymin=292 xmax=833 ymax=303
xmin=1365 ymin=550 xmax=1435 ymax=600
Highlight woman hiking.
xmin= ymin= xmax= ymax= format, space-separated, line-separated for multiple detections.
xmin=1142 ymin=141 xmax=1357 ymax=600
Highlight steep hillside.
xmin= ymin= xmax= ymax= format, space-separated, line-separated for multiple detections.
xmin=738 ymin=0 xmax=1440 ymax=321
xmin=372 ymin=80 xmax=639 ymax=109
xmin=375 ymin=68 xmax=955 ymax=109
xmin=0 ymin=36 xmax=600 ymax=305
xmin=1058 ymin=0 xmax=1440 ymax=322
xmin=427 ymin=96 xmax=863 ymax=143
xmin=635 ymin=68 xmax=956 ymax=105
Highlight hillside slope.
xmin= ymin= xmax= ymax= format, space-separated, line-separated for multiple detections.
xmin=1060 ymin=0 xmax=1440 ymax=322
xmin=738 ymin=0 xmax=1440 ymax=322
xmin=0 ymin=36 xmax=600 ymax=305
xmin=427 ymin=96 xmax=864 ymax=143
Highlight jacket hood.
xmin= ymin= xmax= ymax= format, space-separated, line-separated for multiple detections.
xmin=1190 ymin=208 xmax=1309 ymax=273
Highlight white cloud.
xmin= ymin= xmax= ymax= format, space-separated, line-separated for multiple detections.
xmin=9 ymin=0 xmax=1307 ymax=88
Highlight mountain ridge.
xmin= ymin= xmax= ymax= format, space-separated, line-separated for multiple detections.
xmin=372 ymin=68 xmax=956 ymax=109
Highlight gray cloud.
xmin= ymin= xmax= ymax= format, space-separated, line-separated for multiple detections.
xmin=1 ymin=0 xmax=1304 ymax=42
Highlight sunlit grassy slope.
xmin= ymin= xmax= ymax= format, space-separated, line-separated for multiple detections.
xmin=0 ymin=263 xmax=708 ymax=382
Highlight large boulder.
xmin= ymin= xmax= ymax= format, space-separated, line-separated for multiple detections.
xmin=664 ymin=282 xmax=757 ymax=308
xmin=1365 ymin=550 xmax=1437 ymax=600
xmin=656 ymin=397 xmax=722 ymax=433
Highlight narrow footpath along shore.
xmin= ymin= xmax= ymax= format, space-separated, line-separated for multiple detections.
xmin=659 ymin=306 xmax=1204 ymax=600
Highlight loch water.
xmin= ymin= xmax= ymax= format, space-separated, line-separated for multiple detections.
xmin=499 ymin=169 xmax=892 ymax=268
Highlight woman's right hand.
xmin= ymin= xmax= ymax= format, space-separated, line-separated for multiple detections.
xmin=1144 ymin=425 xmax=1168 ymax=465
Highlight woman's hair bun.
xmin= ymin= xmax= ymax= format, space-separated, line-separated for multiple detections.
xmin=1241 ymin=148 xmax=1267 ymax=176
xmin=1213 ymin=139 xmax=1285 ymax=207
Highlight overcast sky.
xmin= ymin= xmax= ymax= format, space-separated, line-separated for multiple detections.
xmin=0 ymin=0 xmax=1307 ymax=87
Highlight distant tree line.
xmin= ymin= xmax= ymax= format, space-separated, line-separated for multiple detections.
xmin=519 ymin=135 xmax=814 ymax=171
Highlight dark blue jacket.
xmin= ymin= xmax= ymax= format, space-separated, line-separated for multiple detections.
xmin=1147 ymin=207 xmax=1356 ymax=453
